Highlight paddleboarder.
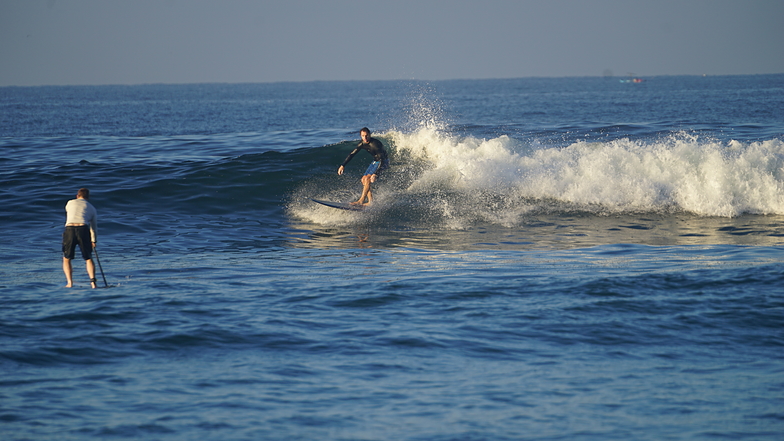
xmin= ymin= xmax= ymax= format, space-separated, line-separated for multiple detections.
xmin=62 ymin=188 xmax=98 ymax=288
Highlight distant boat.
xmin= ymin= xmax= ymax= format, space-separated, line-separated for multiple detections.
xmin=621 ymin=73 xmax=645 ymax=83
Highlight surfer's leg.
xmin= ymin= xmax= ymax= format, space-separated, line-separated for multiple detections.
xmin=354 ymin=175 xmax=372 ymax=205
xmin=367 ymin=171 xmax=379 ymax=204
xmin=63 ymin=257 xmax=73 ymax=288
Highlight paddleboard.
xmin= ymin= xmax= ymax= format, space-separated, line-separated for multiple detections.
xmin=311 ymin=199 xmax=366 ymax=211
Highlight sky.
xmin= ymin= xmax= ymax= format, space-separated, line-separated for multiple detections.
xmin=1 ymin=0 xmax=783 ymax=87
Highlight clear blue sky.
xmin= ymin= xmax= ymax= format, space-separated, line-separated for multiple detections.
xmin=2 ymin=0 xmax=782 ymax=86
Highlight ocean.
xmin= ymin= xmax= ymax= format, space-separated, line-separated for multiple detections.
xmin=1 ymin=75 xmax=783 ymax=440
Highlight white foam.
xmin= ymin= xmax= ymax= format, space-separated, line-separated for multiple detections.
xmin=388 ymin=128 xmax=784 ymax=218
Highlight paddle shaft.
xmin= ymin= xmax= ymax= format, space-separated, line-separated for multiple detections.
xmin=93 ymin=247 xmax=109 ymax=288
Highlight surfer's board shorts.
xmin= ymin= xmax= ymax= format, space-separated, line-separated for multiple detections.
xmin=62 ymin=225 xmax=93 ymax=260
xmin=364 ymin=160 xmax=390 ymax=177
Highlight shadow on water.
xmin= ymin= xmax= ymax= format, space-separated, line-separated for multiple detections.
xmin=286 ymin=212 xmax=784 ymax=251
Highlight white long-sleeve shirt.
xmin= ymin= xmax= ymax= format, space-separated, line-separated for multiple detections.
xmin=65 ymin=198 xmax=97 ymax=243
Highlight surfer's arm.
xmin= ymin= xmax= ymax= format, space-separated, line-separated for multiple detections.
xmin=340 ymin=146 xmax=362 ymax=168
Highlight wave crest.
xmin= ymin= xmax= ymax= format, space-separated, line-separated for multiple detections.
xmin=387 ymin=129 xmax=784 ymax=219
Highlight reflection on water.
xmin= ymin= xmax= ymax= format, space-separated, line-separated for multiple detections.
xmin=287 ymin=214 xmax=784 ymax=251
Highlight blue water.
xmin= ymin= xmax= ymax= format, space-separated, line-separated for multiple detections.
xmin=1 ymin=75 xmax=783 ymax=440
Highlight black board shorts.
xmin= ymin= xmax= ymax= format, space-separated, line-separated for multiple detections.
xmin=62 ymin=226 xmax=93 ymax=260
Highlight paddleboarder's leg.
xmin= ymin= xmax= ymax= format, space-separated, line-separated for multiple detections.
xmin=63 ymin=257 xmax=74 ymax=288
xmin=86 ymin=258 xmax=97 ymax=289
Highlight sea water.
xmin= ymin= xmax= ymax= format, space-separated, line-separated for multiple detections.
xmin=1 ymin=75 xmax=783 ymax=440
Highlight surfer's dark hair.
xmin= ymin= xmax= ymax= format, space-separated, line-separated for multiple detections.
xmin=77 ymin=188 xmax=90 ymax=199
xmin=360 ymin=127 xmax=371 ymax=134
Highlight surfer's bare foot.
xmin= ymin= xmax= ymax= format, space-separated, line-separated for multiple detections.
xmin=65 ymin=283 xmax=73 ymax=288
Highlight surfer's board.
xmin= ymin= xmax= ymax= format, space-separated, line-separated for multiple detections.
xmin=311 ymin=198 xmax=366 ymax=211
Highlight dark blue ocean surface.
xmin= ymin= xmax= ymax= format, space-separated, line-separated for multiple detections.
xmin=1 ymin=75 xmax=783 ymax=440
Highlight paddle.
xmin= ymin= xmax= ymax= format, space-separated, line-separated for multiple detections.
xmin=93 ymin=247 xmax=109 ymax=288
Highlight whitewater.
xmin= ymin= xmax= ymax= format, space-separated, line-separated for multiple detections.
xmin=294 ymin=129 xmax=784 ymax=228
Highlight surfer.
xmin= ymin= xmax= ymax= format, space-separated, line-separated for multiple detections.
xmin=62 ymin=188 xmax=98 ymax=288
xmin=338 ymin=127 xmax=389 ymax=205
